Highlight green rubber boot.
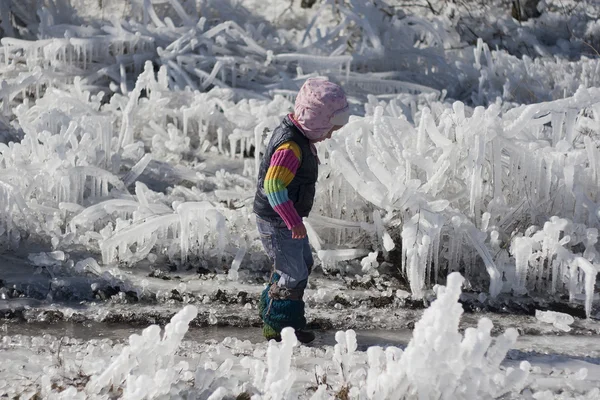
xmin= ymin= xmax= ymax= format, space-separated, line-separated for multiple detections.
xmin=259 ymin=275 xmax=314 ymax=343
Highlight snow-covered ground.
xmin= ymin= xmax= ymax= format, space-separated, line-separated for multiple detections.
xmin=1 ymin=0 xmax=600 ymax=398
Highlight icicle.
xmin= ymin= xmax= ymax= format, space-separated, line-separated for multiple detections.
xmin=119 ymin=62 xmax=128 ymax=95
xmin=512 ymin=237 xmax=533 ymax=293
xmin=201 ymin=61 xmax=223 ymax=90
xmin=123 ymin=154 xmax=152 ymax=187
xmin=563 ymin=110 xmax=577 ymax=145
xmin=231 ymin=63 xmax=236 ymax=87
xmin=573 ymin=257 xmax=599 ymax=318
xmin=229 ymin=130 xmax=240 ymax=159
xmin=551 ymin=111 xmax=565 ymax=146
xmin=217 ymin=127 xmax=224 ymax=154
xmin=228 ymin=244 xmax=246 ymax=281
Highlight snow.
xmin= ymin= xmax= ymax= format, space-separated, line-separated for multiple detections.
xmin=1 ymin=0 xmax=600 ymax=398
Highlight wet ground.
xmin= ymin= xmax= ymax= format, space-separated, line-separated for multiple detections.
xmin=3 ymin=319 xmax=600 ymax=362
xmin=2 ymin=253 xmax=600 ymax=359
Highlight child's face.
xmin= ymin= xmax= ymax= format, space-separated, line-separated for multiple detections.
xmin=311 ymin=125 xmax=342 ymax=143
xmin=315 ymin=125 xmax=343 ymax=142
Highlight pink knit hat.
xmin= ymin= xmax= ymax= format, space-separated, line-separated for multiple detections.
xmin=293 ymin=78 xmax=349 ymax=142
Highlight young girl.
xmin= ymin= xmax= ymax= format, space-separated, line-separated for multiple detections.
xmin=253 ymin=78 xmax=350 ymax=343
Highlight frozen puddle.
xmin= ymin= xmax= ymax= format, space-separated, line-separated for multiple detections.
xmin=3 ymin=319 xmax=600 ymax=357
xmin=1 ymin=320 xmax=415 ymax=350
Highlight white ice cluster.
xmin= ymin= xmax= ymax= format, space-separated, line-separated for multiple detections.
xmin=0 ymin=65 xmax=235 ymax=267
xmin=317 ymin=87 xmax=600 ymax=315
xmin=0 ymin=58 xmax=296 ymax=269
xmin=0 ymin=0 xmax=599 ymax=315
xmin=535 ymin=309 xmax=575 ymax=332
xmin=85 ymin=305 xmax=198 ymax=399
xmin=354 ymin=273 xmax=529 ymax=399
xmin=2 ymin=0 xmax=597 ymax=120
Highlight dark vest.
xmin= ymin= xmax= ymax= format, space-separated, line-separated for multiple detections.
xmin=253 ymin=116 xmax=318 ymax=224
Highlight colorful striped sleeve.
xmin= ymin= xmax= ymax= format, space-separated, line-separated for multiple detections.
xmin=264 ymin=141 xmax=303 ymax=229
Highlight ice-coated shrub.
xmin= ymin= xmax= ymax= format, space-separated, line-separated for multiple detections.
xmin=0 ymin=0 xmax=599 ymax=313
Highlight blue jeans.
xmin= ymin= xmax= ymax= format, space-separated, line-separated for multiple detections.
xmin=256 ymin=216 xmax=314 ymax=289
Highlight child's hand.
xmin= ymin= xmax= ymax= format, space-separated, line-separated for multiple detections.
xmin=291 ymin=223 xmax=307 ymax=239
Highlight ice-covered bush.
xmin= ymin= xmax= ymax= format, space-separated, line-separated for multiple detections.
xmin=85 ymin=305 xmax=198 ymax=398
xmin=318 ymin=86 xmax=600 ymax=313
xmin=4 ymin=0 xmax=596 ymax=112
xmin=0 ymin=0 xmax=599 ymax=314
xmin=0 ymin=62 xmax=250 ymax=267
xmin=355 ymin=272 xmax=529 ymax=399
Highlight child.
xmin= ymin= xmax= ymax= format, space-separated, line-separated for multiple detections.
xmin=253 ymin=78 xmax=350 ymax=343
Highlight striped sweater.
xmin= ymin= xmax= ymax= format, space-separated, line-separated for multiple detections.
xmin=263 ymin=141 xmax=303 ymax=229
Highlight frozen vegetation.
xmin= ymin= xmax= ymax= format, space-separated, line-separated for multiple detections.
xmin=0 ymin=0 xmax=598 ymax=313
xmin=0 ymin=0 xmax=600 ymax=398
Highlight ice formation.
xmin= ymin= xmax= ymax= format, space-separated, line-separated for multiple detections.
xmin=1 ymin=1 xmax=600 ymax=399
xmin=356 ymin=273 xmax=530 ymax=399
xmin=321 ymin=88 xmax=600 ymax=312
xmin=0 ymin=0 xmax=599 ymax=317
xmin=86 ymin=305 xmax=198 ymax=398
xmin=535 ymin=310 xmax=575 ymax=332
